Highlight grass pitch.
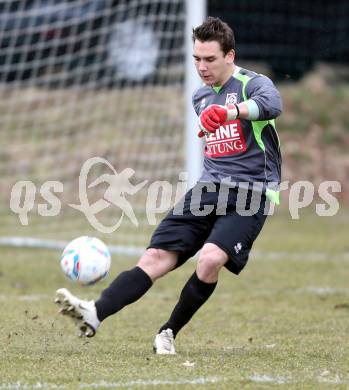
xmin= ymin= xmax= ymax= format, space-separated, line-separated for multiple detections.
xmin=0 ymin=211 xmax=348 ymax=389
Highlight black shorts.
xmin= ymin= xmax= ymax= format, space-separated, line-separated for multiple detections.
xmin=148 ymin=182 xmax=269 ymax=275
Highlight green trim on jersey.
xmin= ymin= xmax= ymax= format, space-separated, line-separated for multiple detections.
xmin=233 ymin=71 xmax=279 ymax=150
xmin=234 ymin=70 xmax=280 ymax=204
xmin=266 ymin=188 xmax=280 ymax=205
xmin=235 ymin=72 xmax=266 ymax=150
xmin=251 ymin=119 xmax=276 ymax=151
xmin=212 ymin=86 xmax=222 ymax=93
xmin=233 ymin=72 xmax=250 ymax=100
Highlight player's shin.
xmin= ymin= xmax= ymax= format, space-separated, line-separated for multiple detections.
xmin=95 ymin=266 xmax=153 ymax=321
xmin=159 ymin=271 xmax=217 ymax=337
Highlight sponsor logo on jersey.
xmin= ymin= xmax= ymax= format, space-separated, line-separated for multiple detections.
xmin=204 ymin=120 xmax=247 ymax=158
xmin=225 ymin=93 xmax=237 ymax=105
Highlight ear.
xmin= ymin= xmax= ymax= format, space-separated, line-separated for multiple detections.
xmin=225 ymin=50 xmax=235 ymax=64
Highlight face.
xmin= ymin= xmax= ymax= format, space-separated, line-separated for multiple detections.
xmin=193 ymin=40 xmax=235 ymax=86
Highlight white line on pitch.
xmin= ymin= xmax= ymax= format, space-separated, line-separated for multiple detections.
xmin=0 ymin=377 xmax=221 ymax=389
xmin=296 ymin=287 xmax=349 ymax=295
xmin=0 ymin=294 xmax=51 ymax=302
xmin=1 ymin=236 xmax=349 ymax=261
xmin=249 ymin=374 xmax=290 ymax=384
xmin=249 ymin=374 xmax=349 ymax=385
xmin=79 ymin=377 xmax=221 ymax=387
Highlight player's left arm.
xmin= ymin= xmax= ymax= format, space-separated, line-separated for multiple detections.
xmin=240 ymin=75 xmax=283 ymax=121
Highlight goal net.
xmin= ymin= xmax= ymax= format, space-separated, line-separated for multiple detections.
xmin=0 ymin=0 xmax=187 ymax=253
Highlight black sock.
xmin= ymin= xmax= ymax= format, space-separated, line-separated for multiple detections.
xmin=159 ymin=272 xmax=217 ymax=338
xmin=95 ymin=266 xmax=152 ymax=321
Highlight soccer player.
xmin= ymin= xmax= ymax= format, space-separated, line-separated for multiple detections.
xmin=55 ymin=17 xmax=282 ymax=354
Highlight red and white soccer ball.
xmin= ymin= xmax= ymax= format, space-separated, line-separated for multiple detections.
xmin=60 ymin=236 xmax=111 ymax=285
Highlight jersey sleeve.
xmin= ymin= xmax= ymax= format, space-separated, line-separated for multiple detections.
xmin=192 ymin=92 xmax=200 ymax=116
xmin=245 ymin=75 xmax=283 ymax=120
xmin=192 ymin=87 xmax=203 ymax=116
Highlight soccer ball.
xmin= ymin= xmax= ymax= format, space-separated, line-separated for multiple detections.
xmin=60 ymin=236 xmax=111 ymax=285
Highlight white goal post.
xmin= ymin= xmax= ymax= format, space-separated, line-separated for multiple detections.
xmin=185 ymin=0 xmax=206 ymax=188
xmin=0 ymin=0 xmax=206 ymax=254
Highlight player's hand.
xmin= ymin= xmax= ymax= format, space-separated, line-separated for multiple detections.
xmin=198 ymin=104 xmax=238 ymax=138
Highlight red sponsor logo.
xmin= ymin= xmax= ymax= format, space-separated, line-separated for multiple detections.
xmin=204 ymin=119 xmax=247 ymax=158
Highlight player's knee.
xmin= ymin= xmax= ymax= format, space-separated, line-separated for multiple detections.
xmin=197 ymin=244 xmax=228 ymax=275
xmin=137 ymin=248 xmax=177 ymax=280
xmin=137 ymin=248 xmax=162 ymax=268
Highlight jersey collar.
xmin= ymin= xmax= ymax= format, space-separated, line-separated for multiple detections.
xmin=212 ymin=65 xmax=242 ymax=94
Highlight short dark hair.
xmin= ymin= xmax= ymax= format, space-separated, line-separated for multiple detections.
xmin=192 ymin=16 xmax=235 ymax=55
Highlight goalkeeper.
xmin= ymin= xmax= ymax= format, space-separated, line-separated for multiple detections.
xmin=55 ymin=16 xmax=282 ymax=354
